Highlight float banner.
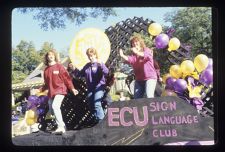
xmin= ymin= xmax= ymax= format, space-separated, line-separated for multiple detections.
xmin=12 ymin=96 xmax=214 ymax=145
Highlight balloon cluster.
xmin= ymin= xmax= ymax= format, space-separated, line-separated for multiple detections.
xmin=25 ymin=93 xmax=49 ymax=126
xmin=148 ymin=22 xmax=180 ymax=51
xmin=148 ymin=22 xmax=213 ymax=111
xmin=161 ymin=54 xmax=213 ymax=111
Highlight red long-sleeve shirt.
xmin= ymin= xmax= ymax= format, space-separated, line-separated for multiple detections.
xmin=43 ymin=63 xmax=75 ymax=98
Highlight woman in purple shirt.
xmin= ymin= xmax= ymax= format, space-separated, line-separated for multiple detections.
xmin=119 ymin=36 xmax=157 ymax=99
xmin=79 ymin=48 xmax=109 ymax=121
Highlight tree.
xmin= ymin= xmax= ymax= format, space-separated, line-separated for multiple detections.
xmin=12 ymin=40 xmax=42 ymax=83
xmin=39 ymin=42 xmax=54 ymax=59
xmin=17 ymin=8 xmax=117 ymax=30
xmin=164 ymin=7 xmax=212 ymax=58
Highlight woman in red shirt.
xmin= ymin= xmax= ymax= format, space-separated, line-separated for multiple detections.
xmin=42 ymin=50 xmax=78 ymax=134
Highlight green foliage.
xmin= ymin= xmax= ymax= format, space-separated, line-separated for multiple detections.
xmin=127 ymin=8 xmax=213 ymax=76
xmin=39 ymin=42 xmax=54 ymax=58
xmin=17 ymin=8 xmax=117 ymax=30
xmin=12 ymin=40 xmax=69 ymax=84
xmin=12 ymin=71 xmax=27 ymax=84
xmin=12 ymin=102 xmax=21 ymax=111
xmin=164 ymin=7 xmax=212 ymax=58
xmin=12 ymin=41 xmax=41 ymax=83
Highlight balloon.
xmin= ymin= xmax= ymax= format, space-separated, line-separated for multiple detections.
xmin=206 ymin=58 xmax=213 ymax=70
xmin=36 ymin=91 xmax=47 ymax=96
xmin=26 ymin=118 xmax=37 ymax=126
xmin=173 ymin=79 xmax=187 ymax=93
xmin=28 ymin=95 xmax=39 ymax=104
xmin=161 ymin=89 xmax=177 ymax=97
xmin=148 ymin=23 xmax=162 ymax=36
xmin=155 ymin=34 xmax=169 ymax=49
xmin=168 ymin=37 xmax=180 ymax=51
xmin=194 ymin=54 xmax=209 ymax=72
xmin=37 ymin=108 xmax=45 ymax=115
xmin=162 ymin=73 xmax=171 ymax=84
xmin=69 ymin=28 xmax=111 ymax=70
xmin=199 ymin=68 xmax=213 ymax=86
xmin=38 ymin=95 xmax=49 ymax=105
xmin=166 ymin=77 xmax=177 ymax=90
xmin=180 ymin=60 xmax=195 ymax=75
xmin=169 ymin=65 xmax=182 ymax=79
xmin=27 ymin=109 xmax=37 ymax=119
xmin=27 ymin=95 xmax=40 ymax=109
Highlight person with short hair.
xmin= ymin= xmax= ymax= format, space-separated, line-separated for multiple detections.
xmin=78 ymin=48 xmax=109 ymax=122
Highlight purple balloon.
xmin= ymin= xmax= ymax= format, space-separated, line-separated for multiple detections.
xmin=27 ymin=95 xmax=39 ymax=109
xmin=165 ymin=85 xmax=173 ymax=90
xmin=200 ymin=69 xmax=213 ymax=86
xmin=28 ymin=95 xmax=39 ymax=105
xmin=37 ymin=108 xmax=45 ymax=115
xmin=38 ymin=95 xmax=49 ymax=105
xmin=155 ymin=34 xmax=169 ymax=49
xmin=173 ymin=79 xmax=187 ymax=93
xmin=207 ymin=58 xmax=213 ymax=70
xmin=166 ymin=77 xmax=177 ymax=90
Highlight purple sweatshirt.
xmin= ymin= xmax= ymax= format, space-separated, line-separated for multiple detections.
xmin=127 ymin=47 xmax=157 ymax=81
xmin=79 ymin=62 xmax=109 ymax=91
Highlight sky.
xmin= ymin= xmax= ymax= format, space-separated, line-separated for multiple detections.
xmin=12 ymin=7 xmax=181 ymax=53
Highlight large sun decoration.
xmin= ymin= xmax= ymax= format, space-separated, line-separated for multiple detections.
xmin=69 ymin=28 xmax=111 ymax=70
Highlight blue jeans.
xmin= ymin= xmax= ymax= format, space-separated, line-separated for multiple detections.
xmin=134 ymin=79 xmax=157 ymax=99
xmin=87 ymin=86 xmax=105 ymax=121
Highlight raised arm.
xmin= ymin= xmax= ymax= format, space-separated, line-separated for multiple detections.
xmin=119 ymin=49 xmax=129 ymax=61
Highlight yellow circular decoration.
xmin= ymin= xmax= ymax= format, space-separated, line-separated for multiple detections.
xmin=168 ymin=37 xmax=180 ymax=51
xmin=148 ymin=23 xmax=162 ymax=36
xmin=180 ymin=60 xmax=195 ymax=75
xmin=194 ymin=54 xmax=209 ymax=72
xmin=27 ymin=109 xmax=37 ymax=119
xmin=169 ymin=65 xmax=182 ymax=79
xmin=26 ymin=118 xmax=37 ymax=126
xmin=69 ymin=28 xmax=111 ymax=70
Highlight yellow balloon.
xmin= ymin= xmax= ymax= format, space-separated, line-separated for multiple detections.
xmin=27 ymin=109 xmax=37 ymax=119
xmin=168 ymin=37 xmax=180 ymax=51
xmin=148 ymin=23 xmax=162 ymax=36
xmin=162 ymin=73 xmax=171 ymax=84
xmin=194 ymin=54 xmax=209 ymax=72
xmin=36 ymin=91 xmax=47 ymax=96
xmin=180 ymin=60 xmax=195 ymax=75
xmin=161 ymin=90 xmax=177 ymax=97
xmin=169 ymin=65 xmax=182 ymax=79
xmin=26 ymin=118 xmax=37 ymax=126
xmin=69 ymin=28 xmax=111 ymax=70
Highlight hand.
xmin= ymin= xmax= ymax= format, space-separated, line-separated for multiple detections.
xmin=72 ymin=89 xmax=79 ymax=96
xmin=119 ymin=49 xmax=124 ymax=57
xmin=159 ymin=77 xmax=163 ymax=82
xmin=131 ymin=47 xmax=138 ymax=54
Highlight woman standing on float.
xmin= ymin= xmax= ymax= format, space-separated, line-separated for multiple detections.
xmin=119 ymin=36 xmax=157 ymax=99
xmin=41 ymin=50 xmax=79 ymax=134
xmin=78 ymin=48 xmax=109 ymax=122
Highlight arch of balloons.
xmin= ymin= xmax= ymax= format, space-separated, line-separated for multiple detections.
xmin=24 ymin=17 xmax=213 ymax=131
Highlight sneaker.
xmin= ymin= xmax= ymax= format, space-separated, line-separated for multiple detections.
xmin=52 ymin=127 xmax=66 ymax=134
